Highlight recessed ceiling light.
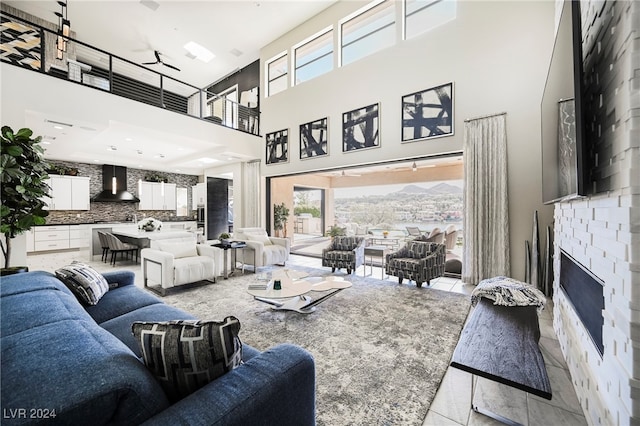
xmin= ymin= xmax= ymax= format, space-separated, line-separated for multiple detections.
xmin=184 ymin=41 xmax=215 ymax=63
xmin=125 ymin=137 xmax=133 ymax=142
xmin=197 ymin=157 xmax=219 ymax=164
xmin=42 ymin=141 xmax=51 ymax=145
xmin=53 ymin=125 xmax=64 ymax=130
xmin=108 ymin=146 xmax=117 ymax=151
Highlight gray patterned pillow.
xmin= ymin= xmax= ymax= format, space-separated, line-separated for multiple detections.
xmin=131 ymin=317 xmax=243 ymax=402
xmin=55 ymin=262 xmax=109 ymax=305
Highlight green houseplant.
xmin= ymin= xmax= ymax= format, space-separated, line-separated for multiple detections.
xmin=325 ymin=225 xmax=347 ymax=238
xmin=273 ymin=202 xmax=290 ymax=238
xmin=0 ymin=126 xmax=51 ymax=271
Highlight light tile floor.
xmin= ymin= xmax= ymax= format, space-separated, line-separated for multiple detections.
xmin=26 ymin=250 xmax=587 ymax=426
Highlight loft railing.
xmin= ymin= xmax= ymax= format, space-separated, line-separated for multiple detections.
xmin=0 ymin=11 xmax=260 ymax=136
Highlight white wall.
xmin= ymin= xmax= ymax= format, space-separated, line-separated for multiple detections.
xmin=259 ymin=0 xmax=555 ymax=280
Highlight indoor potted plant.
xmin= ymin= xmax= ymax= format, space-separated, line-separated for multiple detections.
xmin=273 ymin=202 xmax=290 ymax=238
xmin=0 ymin=126 xmax=51 ymax=274
xmin=218 ymin=232 xmax=231 ymax=245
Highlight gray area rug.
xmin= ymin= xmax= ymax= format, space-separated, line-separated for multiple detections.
xmin=162 ymin=266 xmax=471 ymax=426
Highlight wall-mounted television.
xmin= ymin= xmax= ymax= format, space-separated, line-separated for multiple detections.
xmin=541 ymin=0 xmax=589 ymax=204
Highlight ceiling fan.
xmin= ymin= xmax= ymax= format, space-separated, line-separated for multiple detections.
xmin=141 ymin=50 xmax=180 ymax=72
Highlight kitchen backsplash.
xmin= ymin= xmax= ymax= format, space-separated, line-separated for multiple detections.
xmin=44 ymin=160 xmax=200 ymax=224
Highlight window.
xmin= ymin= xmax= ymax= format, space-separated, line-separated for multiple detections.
xmin=404 ymin=0 xmax=457 ymax=40
xmin=340 ymin=0 xmax=396 ymax=67
xmin=266 ymin=52 xmax=288 ymax=96
xmin=294 ymin=27 xmax=333 ymax=85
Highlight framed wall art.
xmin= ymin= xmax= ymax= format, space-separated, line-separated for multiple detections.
xmin=342 ymin=103 xmax=380 ymax=153
xmin=300 ymin=117 xmax=328 ymax=160
xmin=265 ymin=129 xmax=289 ymax=165
xmin=401 ymin=82 xmax=454 ymax=142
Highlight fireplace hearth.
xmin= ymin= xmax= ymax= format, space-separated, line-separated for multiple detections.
xmin=559 ymin=250 xmax=605 ymax=356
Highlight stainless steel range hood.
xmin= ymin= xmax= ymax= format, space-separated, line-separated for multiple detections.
xmin=91 ymin=165 xmax=140 ymax=202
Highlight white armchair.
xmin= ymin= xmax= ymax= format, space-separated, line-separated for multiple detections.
xmin=233 ymin=227 xmax=290 ymax=269
xmin=141 ymin=236 xmax=223 ymax=296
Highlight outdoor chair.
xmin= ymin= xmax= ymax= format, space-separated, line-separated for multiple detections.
xmin=322 ymin=236 xmax=366 ymax=274
xmin=406 ymin=226 xmax=423 ymax=239
xmin=424 ymin=227 xmax=445 ymax=244
xmin=385 ymin=241 xmax=446 ymax=288
xmin=444 ymin=224 xmax=459 ymax=251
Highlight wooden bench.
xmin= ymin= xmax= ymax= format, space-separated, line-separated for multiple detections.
xmin=450 ymin=297 xmax=552 ymax=425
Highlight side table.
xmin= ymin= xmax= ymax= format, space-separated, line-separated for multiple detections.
xmin=212 ymin=242 xmax=247 ymax=279
xmin=363 ymin=245 xmax=387 ymax=279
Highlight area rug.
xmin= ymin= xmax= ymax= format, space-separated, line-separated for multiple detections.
xmin=162 ymin=266 xmax=471 ymax=426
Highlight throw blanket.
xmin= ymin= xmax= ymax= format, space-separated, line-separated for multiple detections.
xmin=471 ymin=276 xmax=546 ymax=312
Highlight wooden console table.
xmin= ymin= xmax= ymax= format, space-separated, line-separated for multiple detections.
xmin=450 ymin=298 xmax=552 ymax=425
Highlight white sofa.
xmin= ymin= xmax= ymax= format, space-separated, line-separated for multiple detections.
xmin=141 ymin=235 xmax=224 ymax=295
xmin=233 ymin=227 xmax=290 ymax=269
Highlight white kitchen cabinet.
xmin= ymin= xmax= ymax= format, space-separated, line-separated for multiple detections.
xmin=25 ymin=229 xmax=35 ymax=252
xmin=164 ymin=183 xmax=177 ymax=210
xmin=43 ymin=176 xmax=90 ymax=210
xmin=30 ymin=225 xmax=90 ymax=252
xmin=138 ymin=182 xmax=177 ymax=210
xmin=192 ymin=182 xmax=206 ymax=209
xmin=33 ymin=225 xmax=70 ymax=251
xmin=69 ymin=225 xmax=90 ymax=248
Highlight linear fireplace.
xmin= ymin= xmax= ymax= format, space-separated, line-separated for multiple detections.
xmin=559 ymin=250 xmax=605 ymax=356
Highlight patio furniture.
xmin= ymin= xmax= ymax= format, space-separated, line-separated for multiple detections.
xmin=444 ymin=224 xmax=459 ymax=251
xmin=385 ymin=241 xmax=446 ymax=287
xmin=406 ymin=226 xmax=423 ymax=238
xmin=322 ymin=236 xmax=366 ymax=274
xmin=424 ymin=227 xmax=445 ymax=244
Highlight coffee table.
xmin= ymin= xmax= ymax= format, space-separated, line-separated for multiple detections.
xmin=247 ymin=270 xmax=352 ymax=314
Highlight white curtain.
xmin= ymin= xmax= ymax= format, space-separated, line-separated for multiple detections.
xmin=242 ymin=160 xmax=261 ymax=227
xmin=462 ymin=113 xmax=510 ymax=285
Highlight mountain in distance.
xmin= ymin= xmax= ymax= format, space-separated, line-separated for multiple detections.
xmin=395 ymin=183 xmax=462 ymax=195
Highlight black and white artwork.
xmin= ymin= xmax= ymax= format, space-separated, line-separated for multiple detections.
xmin=300 ymin=117 xmax=328 ymax=160
xmin=342 ymin=103 xmax=380 ymax=152
xmin=265 ymin=129 xmax=289 ymax=165
xmin=558 ymin=99 xmax=577 ymax=197
xmin=402 ymin=82 xmax=453 ymax=142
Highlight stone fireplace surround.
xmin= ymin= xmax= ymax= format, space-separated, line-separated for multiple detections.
xmin=551 ymin=1 xmax=639 ymax=424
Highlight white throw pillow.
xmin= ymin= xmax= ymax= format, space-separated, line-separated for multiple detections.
xmin=248 ymin=233 xmax=272 ymax=246
xmin=157 ymin=241 xmax=198 ymax=259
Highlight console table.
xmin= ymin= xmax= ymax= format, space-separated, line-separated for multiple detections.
xmin=450 ymin=298 xmax=551 ymax=425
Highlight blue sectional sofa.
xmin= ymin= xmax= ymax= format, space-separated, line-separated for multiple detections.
xmin=0 ymin=270 xmax=316 ymax=425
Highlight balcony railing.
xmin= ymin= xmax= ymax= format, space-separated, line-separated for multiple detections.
xmin=0 ymin=11 xmax=260 ymax=136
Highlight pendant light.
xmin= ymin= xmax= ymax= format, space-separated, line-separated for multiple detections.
xmin=54 ymin=1 xmax=70 ymax=58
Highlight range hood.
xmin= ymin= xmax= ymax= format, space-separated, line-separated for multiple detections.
xmin=91 ymin=165 xmax=140 ymax=202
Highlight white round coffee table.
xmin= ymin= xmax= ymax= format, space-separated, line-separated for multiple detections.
xmin=248 ymin=273 xmax=351 ymax=314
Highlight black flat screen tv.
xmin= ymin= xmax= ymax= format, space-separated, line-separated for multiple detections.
xmin=541 ymin=0 xmax=589 ymax=204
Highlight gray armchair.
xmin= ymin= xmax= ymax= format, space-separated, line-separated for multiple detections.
xmin=385 ymin=241 xmax=446 ymax=288
xmin=322 ymin=236 xmax=366 ymax=274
